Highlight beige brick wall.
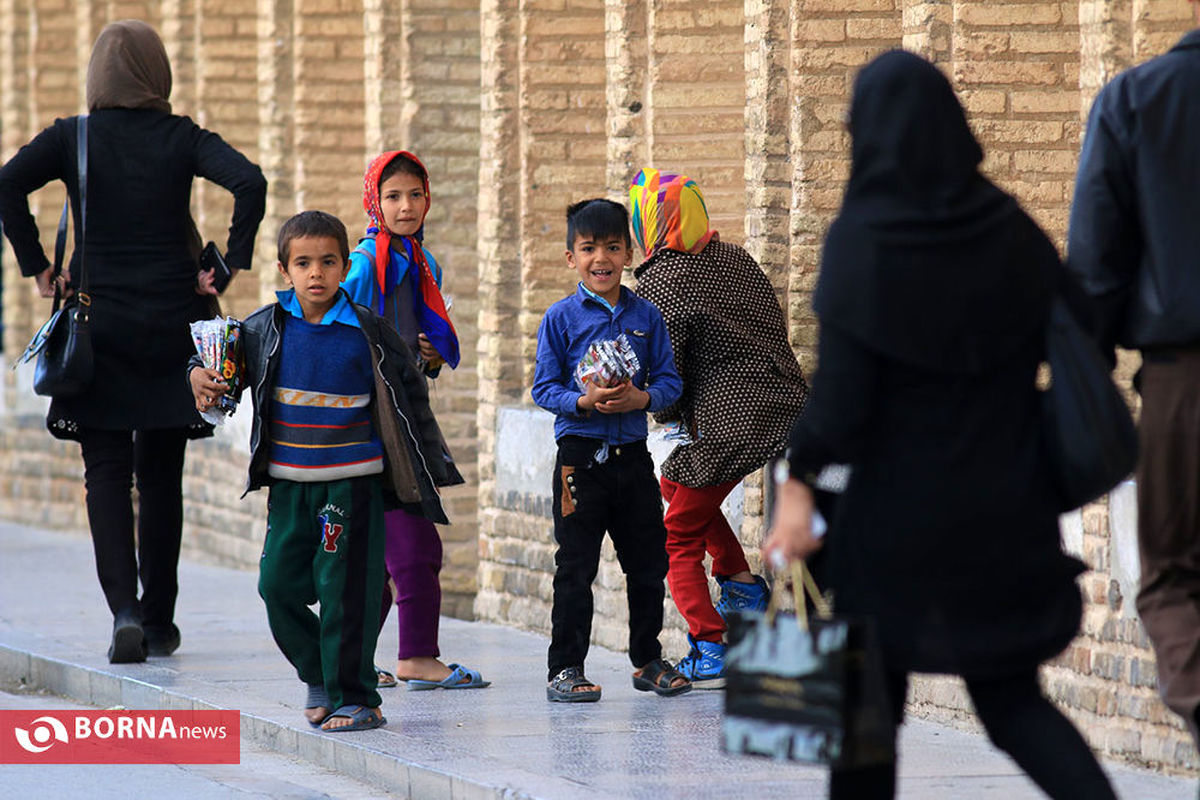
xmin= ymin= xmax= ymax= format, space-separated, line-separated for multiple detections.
xmin=3 ymin=0 xmax=1198 ymax=774
xmin=0 ymin=0 xmax=481 ymax=613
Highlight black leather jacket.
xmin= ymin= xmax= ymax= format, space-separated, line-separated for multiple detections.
xmin=188 ymin=296 xmax=463 ymax=524
xmin=1068 ymin=29 xmax=1200 ymax=358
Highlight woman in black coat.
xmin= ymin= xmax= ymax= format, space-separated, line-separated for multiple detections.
xmin=0 ymin=20 xmax=266 ymax=663
xmin=763 ymin=51 xmax=1115 ymax=799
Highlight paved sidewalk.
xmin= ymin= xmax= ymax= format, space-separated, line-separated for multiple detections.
xmin=0 ymin=522 xmax=1192 ymax=799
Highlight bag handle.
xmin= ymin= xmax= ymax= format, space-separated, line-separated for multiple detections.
xmin=766 ymin=561 xmax=832 ymax=631
xmin=51 ymin=115 xmax=90 ymax=315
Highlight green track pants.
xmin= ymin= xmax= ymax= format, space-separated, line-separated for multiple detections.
xmin=259 ymin=475 xmax=386 ymax=711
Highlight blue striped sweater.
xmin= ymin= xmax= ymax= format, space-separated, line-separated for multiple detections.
xmin=267 ymin=308 xmax=384 ymax=482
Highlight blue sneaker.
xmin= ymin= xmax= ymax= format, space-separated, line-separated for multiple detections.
xmin=714 ymin=574 xmax=769 ymax=622
xmin=674 ymin=636 xmax=725 ymax=689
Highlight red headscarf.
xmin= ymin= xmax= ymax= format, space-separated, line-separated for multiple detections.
xmin=361 ymin=151 xmax=460 ymax=368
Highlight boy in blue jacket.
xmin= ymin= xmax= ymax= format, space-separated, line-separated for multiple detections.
xmin=532 ymin=198 xmax=690 ymax=702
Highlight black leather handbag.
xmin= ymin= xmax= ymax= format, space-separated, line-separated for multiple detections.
xmin=16 ymin=115 xmax=93 ymax=397
xmin=1042 ymin=296 xmax=1138 ymax=510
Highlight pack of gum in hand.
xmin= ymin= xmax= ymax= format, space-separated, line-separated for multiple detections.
xmin=190 ymin=316 xmax=243 ymax=425
xmin=574 ymin=333 xmax=640 ymax=391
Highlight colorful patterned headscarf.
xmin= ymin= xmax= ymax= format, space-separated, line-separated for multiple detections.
xmin=362 ymin=150 xmax=460 ymax=369
xmin=629 ymin=168 xmax=716 ymax=260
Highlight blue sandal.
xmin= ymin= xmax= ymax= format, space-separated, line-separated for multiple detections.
xmin=406 ymin=662 xmax=490 ymax=691
xmin=320 ymin=704 xmax=386 ymax=733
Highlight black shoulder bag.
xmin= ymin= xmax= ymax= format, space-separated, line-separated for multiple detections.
xmin=15 ymin=115 xmax=93 ymax=397
xmin=1041 ymin=295 xmax=1138 ymax=511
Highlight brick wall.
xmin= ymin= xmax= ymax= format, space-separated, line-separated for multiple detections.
xmin=0 ymin=0 xmax=481 ymax=613
xmin=2 ymin=0 xmax=1198 ymax=773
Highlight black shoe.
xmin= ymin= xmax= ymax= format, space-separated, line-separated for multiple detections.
xmin=144 ymin=623 xmax=181 ymax=657
xmin=108 ymin=610 xmax=146 ymax=664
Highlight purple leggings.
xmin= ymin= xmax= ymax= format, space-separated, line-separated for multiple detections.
xmin=377 ymin=507 xmax=443 ymax=660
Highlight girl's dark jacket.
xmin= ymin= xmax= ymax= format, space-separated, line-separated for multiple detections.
xmin=188 ymin=295 xmax=463 ymax=524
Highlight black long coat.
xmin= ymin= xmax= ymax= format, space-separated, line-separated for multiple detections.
xmin=788 ymin=52 xmax=1085 ymax=677
xmin=0 ymin=109 xmax=266 ymax=439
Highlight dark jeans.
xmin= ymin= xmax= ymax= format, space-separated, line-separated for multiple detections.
xmin=78 ymin=427 xmax=189 ymax=627
xmin=548 ymin=437 xmax=668 ymax=681
xmin=830 ymin=670 xmax=1116 ymax=799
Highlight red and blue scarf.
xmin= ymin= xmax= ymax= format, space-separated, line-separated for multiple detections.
xmin=362 ymin=150 xmax=460 ymax=369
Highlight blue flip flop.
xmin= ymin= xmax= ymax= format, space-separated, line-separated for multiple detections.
xmin=320 ymin=704 xmax=386 ymax=733
xmin=406 ymin=663 xmax=491 ymax=691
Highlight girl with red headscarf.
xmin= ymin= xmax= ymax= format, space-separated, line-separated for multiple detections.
xmin=342 ymin=151 xmax=486 ymax=692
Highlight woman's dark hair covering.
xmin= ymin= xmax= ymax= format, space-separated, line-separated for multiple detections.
xmin=814 ymin=50 xmax=1056 ymax=374
xmin=86 ymin=20 xmax=172 ymax=114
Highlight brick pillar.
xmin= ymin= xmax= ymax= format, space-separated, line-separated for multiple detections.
xmin=743 ymin=0 xmax=791 ymax=290
xmin=161 ymin=0 xmax=198 ymax=119
xmin=292 ymin=0 xmax=366 ymax=225
xmin=362 ymin=0 xmax=404 ymax=155
xmin=647 ymin=0 xmax=745 ymax=234
xmin=474 ymin=0 xmax=526 ymax=624
xmin=903 ymin=0 xmax=953 ymax=63
xmin=0 ymin=0 xmax=32 ymax=358
xmin=788 ymin=1 xmax=901 ymax=373
xmin=255 ymin=0 xmax=294 ymax=307
xmin=388 ymin=0 xmax=483 ymax=617
xmin=952 ymin=2 xmax=1080 ymax=239
xmin=1133 ymin=0 xmax=1193 ymax=63
xmin=605 ymin=0 xmax=649 ymax=202
xmin=1079 ymin=0 xmax=1132 ymax=114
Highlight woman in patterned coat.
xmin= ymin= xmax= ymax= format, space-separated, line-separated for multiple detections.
xmin=631 ymin=169 xmax=808 ymax=685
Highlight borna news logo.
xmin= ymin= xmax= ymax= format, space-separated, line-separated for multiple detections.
xmin=0 ymin=709 xmax=240 ymax=764
xmin=13 ymin=715 xmax=69 ymax=753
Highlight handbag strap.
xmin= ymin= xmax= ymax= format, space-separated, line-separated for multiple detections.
xmin=766 ymin=561 xmax=832 ymax=631
xmin=52 ymin=115 xmax=89 ymax=315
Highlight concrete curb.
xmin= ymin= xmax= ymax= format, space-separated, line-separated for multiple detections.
xmin=0 ymin=642 xmax=529 ymax=800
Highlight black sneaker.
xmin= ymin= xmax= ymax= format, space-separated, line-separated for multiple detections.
xmin=144 ymin=623 xmax=181 ymax=657
xmin=108 ymin=610 xmax=146 ymax=664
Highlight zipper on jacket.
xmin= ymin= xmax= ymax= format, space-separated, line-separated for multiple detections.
xmin=374 ymin=341 xmax=445 ymax=517
xmin=243 ymin=311 xmax=283 ymax=497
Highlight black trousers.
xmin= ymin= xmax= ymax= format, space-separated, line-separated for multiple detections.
xmin=548 ymin=437 xmax=668 ymax=681
xmin=829 ymin=669 xmax=1116 ymax=799
xmin=78 ymin=427 xmax=189 ymax=627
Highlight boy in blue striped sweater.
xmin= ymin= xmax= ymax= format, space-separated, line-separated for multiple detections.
xmin=188 ymin=211 xmax=462 ymax=733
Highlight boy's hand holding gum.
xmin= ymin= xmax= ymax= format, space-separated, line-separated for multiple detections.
xmin=189 ymin=367 xmax=229 ymax=413
xmin=576 ymin=380 xmax=621 ymax=413
xmin=593 ymin=381 xmax=649 ymax=414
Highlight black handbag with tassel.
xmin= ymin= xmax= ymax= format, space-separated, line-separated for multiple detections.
xmin=16 ymin=115 xmax=93 ymax=397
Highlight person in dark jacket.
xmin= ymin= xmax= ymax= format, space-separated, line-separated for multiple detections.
xmin=189 ymin=211 xmax=463 ymax=732
xmin=763 ymin=51 xmax=1115 ymax=800
xmin=0 ymin=20 xmax=266 ymax=664
xmin=1067 ymin=3 xmax=1200 ymax=757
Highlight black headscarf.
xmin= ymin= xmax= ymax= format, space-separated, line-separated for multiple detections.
xmin=815 ymin=50 xmax=1056 ymax=373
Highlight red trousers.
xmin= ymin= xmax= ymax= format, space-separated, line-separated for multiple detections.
xmin=661 ymin=477 xmax=751 ymax=643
